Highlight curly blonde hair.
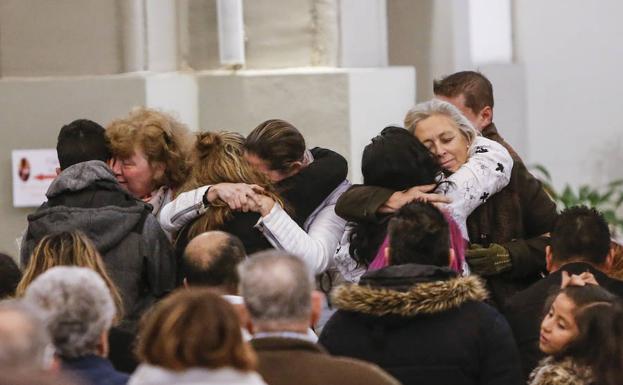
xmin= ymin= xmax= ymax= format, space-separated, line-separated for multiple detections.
xmin=179 ymin=131 xmax=282 ymax=240
xmin=17 ymin=231 xmax=124 ymax=322
xmin=106 ymin=107 xmax=194 ymax=190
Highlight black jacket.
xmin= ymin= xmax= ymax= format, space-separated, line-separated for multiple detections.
xmin=319 ymin=264 xmax=522 ymax=385
xmin=503 ymin=262 xmax=623 ymax=381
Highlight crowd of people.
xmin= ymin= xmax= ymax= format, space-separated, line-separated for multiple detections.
xmin=1 ymin=70 xmax=623 ymax=385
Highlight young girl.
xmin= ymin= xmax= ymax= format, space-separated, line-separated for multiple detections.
xmin=530 ymin=284 xmax=623 ymax=385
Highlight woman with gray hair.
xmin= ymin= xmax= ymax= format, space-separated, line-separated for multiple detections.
xmin=338 ymin=98 xmax=555 ymax=306
xmin=336 ymin=99 xmax=513 ymax=280
xmin=401 ymin=99 xmax=512 ymax=239
xmin=23 ymin=266 xmax=129 ymax=385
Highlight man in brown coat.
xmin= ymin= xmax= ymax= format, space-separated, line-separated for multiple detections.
xmin=239 ymin=250 xmax=400 ymax=385
xmin=336 ymin=71 xmax=557 ymax=306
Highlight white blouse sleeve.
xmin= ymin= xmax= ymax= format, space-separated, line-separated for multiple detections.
xmin=437 ymin=136 xmax=513 ymax=240
xmin=257 ymin=202 xmax=347 ymax=275
xmin=157 ymin=186 xmax=210 ymax=234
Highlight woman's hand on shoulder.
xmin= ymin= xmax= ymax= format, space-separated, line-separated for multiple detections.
xmin=561 ymin=270 xmax=599 ymax=288
xmin=378 ymin=184 xmax=451 ymax=213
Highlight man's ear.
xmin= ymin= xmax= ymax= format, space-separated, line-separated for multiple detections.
xmin=55 ymin=167 xmax=61 ymax=176
xmin=545 ymin=245 xmax=554 ymax=272
xmin=183 ymin=277 xmax=189 ymax=289
xmin=448 ymin=248 xmax=456 ymax=268
xmin=310 ymin=290 xmax=324 ymax=328
xmin=479 ymin=106 xmax=493 ymax=126
xmin=287 ymin=161 xmax=304 ymax=178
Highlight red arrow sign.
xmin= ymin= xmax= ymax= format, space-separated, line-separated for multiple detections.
xmin=34 ymin=174 xmax=56 ymax=181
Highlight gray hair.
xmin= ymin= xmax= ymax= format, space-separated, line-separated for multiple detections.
xmin=0 ymin=300 xmax=52 ymax=370
xmin=404 ymin=99 xmax=478 ymax=144
xmin=239 ymin=250 xmax=313 ymax=324
xmin=23 ymin=266 xmax=115 ymax=358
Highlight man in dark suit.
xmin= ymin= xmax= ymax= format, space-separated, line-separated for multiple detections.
xmin=504 ymin=205 xmax=623 ymax=380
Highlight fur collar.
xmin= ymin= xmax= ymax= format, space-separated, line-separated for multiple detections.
xmin=331 ymin=274 xmax=488 ymax=317
xmin=529 ymin=357 xmax=593 ymax=385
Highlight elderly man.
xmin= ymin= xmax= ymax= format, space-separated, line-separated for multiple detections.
xmin=0 ymin=300 xmax=53 ymax=371
xmin=239 ymin=250 xmax=399 ymax=385
xmin=23 ymin=266 xmax=128 ymax=385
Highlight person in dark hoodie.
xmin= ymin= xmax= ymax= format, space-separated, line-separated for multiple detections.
xmin=319 ymin=202 xmax=521 ymax=385
xmin=20 ymin=119 xmax=176 ymax=325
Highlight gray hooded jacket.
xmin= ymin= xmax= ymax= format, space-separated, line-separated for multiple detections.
xmin=21 ymin=161 xmax=176 ymax=323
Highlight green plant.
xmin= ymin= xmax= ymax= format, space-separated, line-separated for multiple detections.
xmin=531 ymin=164 xmax=623 ymax=234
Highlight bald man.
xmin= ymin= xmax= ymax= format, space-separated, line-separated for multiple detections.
xmin=182 ymin=231 xmax=251 ymax=337
xmin=182 ymin=231 xmax=247 ymax=294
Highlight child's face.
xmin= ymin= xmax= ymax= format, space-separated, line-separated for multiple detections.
xmin=539 ymin=293 xmax=580 ymax=355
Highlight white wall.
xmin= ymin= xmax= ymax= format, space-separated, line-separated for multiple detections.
xmin=514 ymin=0 xmax=623 ymax=189
xmin=196 ymin=67 xmax=415 ymax=182
xmin=339 ymin=0 xmax=388 ymax=67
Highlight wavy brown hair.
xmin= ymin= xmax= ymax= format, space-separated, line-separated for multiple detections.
xmin=136 ymin=288 xmax=256 ymax=371
xmin=16 ymin=231 xmax=124 ymax=322
xmin=179 ymin=131 xmax=282 ymax=240
xmin=106 ymin=107 xmax=194 ymax=190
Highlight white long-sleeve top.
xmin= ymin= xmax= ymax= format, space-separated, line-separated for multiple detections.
xmin=256 ymin=180 xmax=350 ymax=275
xmin=439 ymin=135 xmax=513 ymax=240
xmin=157 ymin=180 xmax=350 ymax=275
xmin=158 ymin=185 xmax=211 ymax=234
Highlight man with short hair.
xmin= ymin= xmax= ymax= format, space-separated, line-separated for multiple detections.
xmin=320 ymin=202 xmax=521 ymax=385
xmin=504 ymin=206 xmax=623 ymax=380
xmin=0 ymin=300 xmax=53 ymax=371
xmin=433 ymin=71 xmax=517 ymax=159
xmin=239 ymin=250 xmax=399 ymax=385
xmin=21 ymin=119 xmax=175 ymax=324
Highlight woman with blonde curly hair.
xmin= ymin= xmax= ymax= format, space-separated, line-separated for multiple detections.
xmin=106 ymin=107 xmax=194 ymax=216
xmin=175 ymin=131 xmax=282 ymax=255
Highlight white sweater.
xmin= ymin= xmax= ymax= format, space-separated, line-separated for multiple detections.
xmin=129 ymin=364 xmax=266 ymax=385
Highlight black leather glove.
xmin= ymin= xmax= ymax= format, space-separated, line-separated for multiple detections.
xmin=466 ymin=243 xmax=512 ymax=276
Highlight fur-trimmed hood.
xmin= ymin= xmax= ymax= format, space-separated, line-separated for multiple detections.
xmin=331 ymin=264 xmax=488 ymax=317
xmin=528 ymin=357 xmax=593 ymax=385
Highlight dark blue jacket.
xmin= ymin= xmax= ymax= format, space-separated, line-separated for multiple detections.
xmin=63 ymin=355 xmax=129 ymax=385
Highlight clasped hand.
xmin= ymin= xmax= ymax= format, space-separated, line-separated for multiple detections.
xmin=207 ymin=183 xmax=275 ymax=216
